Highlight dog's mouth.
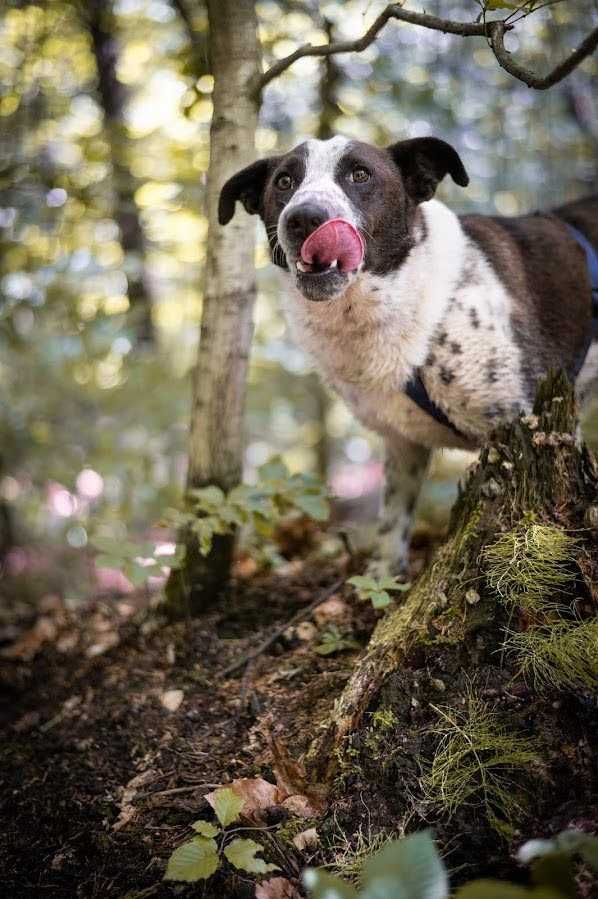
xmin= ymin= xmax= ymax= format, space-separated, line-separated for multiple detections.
xmin=293 ymin=219 xmax=364 ymax=300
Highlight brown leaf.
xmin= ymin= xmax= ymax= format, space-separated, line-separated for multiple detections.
xmin=281 ymin=793 xmax=323 ymax=818
xmin=313 ymin=596 xmax=348 ymax=626
xmin=207 ymin=777 xmax=285 ymax=822
xmin=1 ymin=616 xmax=57 ymax=660
xmin=292 ymin=827 xmax=319 ymax=851
xmin=255 ymin=877 xmax=301 ymax=899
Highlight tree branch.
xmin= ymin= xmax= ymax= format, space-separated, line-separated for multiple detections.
xmin=254 ymin=2 xmax=597 ymax=99
xmin=488 ymin=20 xmax=598 ymax=90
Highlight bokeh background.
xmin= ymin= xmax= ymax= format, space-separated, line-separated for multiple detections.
xmin=1 ymin=0 xmax=597 ymax=602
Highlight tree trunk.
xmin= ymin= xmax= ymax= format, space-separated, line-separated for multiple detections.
xmin=164 ymin=0 xmax=260 ymax=618
xmin=306 ymin=372 xmax=597 ymax=871
xmin=88 ymin=0 xmax=154 ymax=346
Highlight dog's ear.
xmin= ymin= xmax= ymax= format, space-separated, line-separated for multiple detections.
xmin=218 ymin=158 xmax=276 ymax=225
xmin=387 ymin=137 xmax=469 ymax=204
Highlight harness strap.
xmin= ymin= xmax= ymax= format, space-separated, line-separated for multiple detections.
xmin=404 ymin=371 xmax=467 ymax=440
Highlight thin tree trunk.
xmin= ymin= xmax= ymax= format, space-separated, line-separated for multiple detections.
xmin=88 ymin=0 xmax=154 ymax=346
xmin=164 ymin=0 xmax=260 ymax=617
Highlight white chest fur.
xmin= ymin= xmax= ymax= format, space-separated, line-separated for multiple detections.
xmin=280 ymin=200 xmax=528 ymax=449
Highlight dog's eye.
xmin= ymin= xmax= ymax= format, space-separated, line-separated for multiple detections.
xmin=350 ymin=167 xmax=370 ymax=184
xmin=275 ymin=173 xmax=293 ymax=191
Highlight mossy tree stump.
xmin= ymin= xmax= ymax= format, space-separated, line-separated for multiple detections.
xmin=306 ymin=371 xmax=597 ymax=863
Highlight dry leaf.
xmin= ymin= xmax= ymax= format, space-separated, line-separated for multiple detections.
xmin=86 ymin=631 xmax=119 ymax=657
xmin=160 ymin=689 xmax=184 ymax=711
xmin=1 ymin=616 xmax=57 ymax=660
xmin=205 ymin=777 xmax=285 ymax=822
xmin=113 ymin=769 xmax=157 ymax=831
xmin=292 ymin=827 xmax=319 ymax=851
xmin=281 ymin=793 xmax=322 ymax=818
xmin=255 ymin=877 xmax=300 ymax=898
xmin=313 ymin=596 xmax=348 ymax=626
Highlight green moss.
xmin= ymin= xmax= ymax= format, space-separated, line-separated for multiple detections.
xmin=371 ymin=708 xmax=397 ymax=730
xmin=422 ymin=693 xmax=539 ymax=832
xmin=507 ymin=619 xmax=598 ymax=692
xmin=483 ymin=519 xmax=578 ymax=611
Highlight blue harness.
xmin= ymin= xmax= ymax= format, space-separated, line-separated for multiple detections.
xmin=404 ymin=222 xmax=598 ymax=439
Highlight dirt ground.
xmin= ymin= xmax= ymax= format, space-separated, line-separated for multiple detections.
xmin=2 ymin=528 xmax=597 ymax=899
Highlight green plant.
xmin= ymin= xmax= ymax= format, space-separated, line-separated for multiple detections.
xmin=483 ymin=521 xmax=578 ymax=612
xmin=421 ymin=695 xmax=538 ymax=832
xmin=91 ymin=535 xmax=185 ymax=586
xmin=303 ymin=828 xmax=598 ymax=899
xmin=166 ymin=456 xmax=330 ymax=559
xmin=164 ymin=786 xmax=278 ymax=883
xmin=347 ymin=575 xmax=411 ymax=610
xmin=315 ymin=624 xmax=359 ymax=656
xmin=506 ymin=619 xmax=598 ymax=692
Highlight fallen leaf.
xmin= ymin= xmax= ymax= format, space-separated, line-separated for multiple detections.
xmin=292 ymin=827 xmax=319 ymax=851
xmin=113 ymin=768 xmax=158 ymax=831
xmin=313 ymin=596 xmax=348 ymax=626
xmin=161 ymin=689 xmax=184 ymax=711
xmin=226 ymin=777 xmax=285 ymax=820
xmin=282 ymin=794 xmax=323 ymax=818
xmin=255 ymin=876 xmax=301 ymax=898
xmin=1 ymin=616 xmax=57 ymax=660
xmin=86 ymin=631 xmax=119 ymax=657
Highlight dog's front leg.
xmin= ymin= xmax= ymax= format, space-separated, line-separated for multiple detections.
xmin=373 ymin=437 xmax=432 ymax=576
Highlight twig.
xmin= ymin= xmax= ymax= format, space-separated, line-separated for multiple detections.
xmin=254 ymin=2 xmax=596 ymax=98
xmin=220 ymin=576 xmax=346 ymax=677
xmin=488 ymin=21 xmax=598 ymax=90
xmin=255 ymin=5 xmax=508 ymax=97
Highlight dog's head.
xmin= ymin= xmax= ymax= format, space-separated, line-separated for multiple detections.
xmin=219 ymin=135 xmax=468 ymax=302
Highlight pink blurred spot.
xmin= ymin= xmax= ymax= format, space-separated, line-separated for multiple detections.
xmin=76 ymin=468 xmax=104 ymax=500
xmin=330 ymin=461 xmax=383 ymax=499
xmin=94 ymin=566 xmax=134 ymax=594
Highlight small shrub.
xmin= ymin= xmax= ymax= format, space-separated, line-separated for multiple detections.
xmin=347 ymin=575 xmax=411 ymax=610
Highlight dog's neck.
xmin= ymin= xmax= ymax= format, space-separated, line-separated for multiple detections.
xmin=280 ymin=199 xmax=467 ymax=390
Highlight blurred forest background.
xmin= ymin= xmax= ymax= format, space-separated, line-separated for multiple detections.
xmin=1 ymin=0 xmax=597 ymax=605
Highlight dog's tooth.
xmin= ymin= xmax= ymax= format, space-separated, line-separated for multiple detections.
xmin=329 ymin=259 xmax=338 ymax=269
xmin=296 ymin=260 xmax=310 ymax=273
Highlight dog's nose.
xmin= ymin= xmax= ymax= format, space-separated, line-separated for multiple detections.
xmin=285 ymin=204 xmax=328 ymax=241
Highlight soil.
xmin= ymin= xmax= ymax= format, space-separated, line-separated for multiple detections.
xmin=1 ymin=529 xmax=597 ymax=898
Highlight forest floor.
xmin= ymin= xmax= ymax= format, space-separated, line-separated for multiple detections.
xmin=1 ymin=527 xmax=597 ymax=899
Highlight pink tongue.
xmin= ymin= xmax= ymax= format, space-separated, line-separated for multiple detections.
xmin=300 ymin=218 xmax=364 ymax=273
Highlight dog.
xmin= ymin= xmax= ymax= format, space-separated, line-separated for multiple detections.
xmin=219 ymin=135 xmax=598 ymax=573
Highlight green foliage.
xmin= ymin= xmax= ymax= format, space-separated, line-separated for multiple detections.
xmin=315 ymin=624 xmax=359 ymax=656
xmin=422 ymin=695 xmax=538 ymax=830
xmin=483 ymin=521 xmax=578 ymax=611
xmin=164 ymin=787 xmax=278 ymax=884
xmin=506 ymin=619 xmax=598 ymax=692
xmin=304 ymin=830 xmax=448 ymax=899
xmin=304 ymin=828 xmax=598 ymax=899
xmin=166 ymin=456 xmax=329 ymax=559
xmin=91 ymin=535 xmax=185 ymax=586
xmin=348 ymin=575 xmax=411 ymax=610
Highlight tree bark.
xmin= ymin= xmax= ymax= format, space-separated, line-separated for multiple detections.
xmin=306 ymin=372 xmax=598 ymax=834
xmin=164 ymin=0 xmax=260 ymax=617
xmin=88 ymin=0 xmax=154 ymax=346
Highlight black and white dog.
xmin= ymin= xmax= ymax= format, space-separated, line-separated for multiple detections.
xmin=219 ymin=135 xmax=598 ymax=573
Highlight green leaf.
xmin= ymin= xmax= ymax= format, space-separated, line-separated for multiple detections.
xmin=94 ymin=554 xmax=123 ymax=569
xmin=293 ymin=492 xmax=330 ymax=521
xmin=223 ymin=838 xmax=279 ymax=874
xmin=454 ymin=883 xmax=563 ymax=899
xmin=188 ymin=485 xmax=225 ymax=510
xmin=210 ymin=787 xmax=244 ymax=827
xmin=370 ymin=590 xmax=392 ymax=610
xmin=378 ymin=577 xmax=411 ymax=592
xmin=127 ymin=563 xmax=155 ymax=586
xmin=258 ymin=456 xmax=289 ymax=481
xmin=191 ymin=820 xmax=220 ymax=838
xmin=362 ymin=831 xmax=448 ymax=899
xmin=164 ymin=836 xmax=219 ymax=882
xmin=347 ymin=575 xmax=378 ymax=591
xmin=303 ymin=867 xmax=358 ymax=898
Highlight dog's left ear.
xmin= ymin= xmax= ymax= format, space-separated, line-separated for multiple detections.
xmin=218 ymin=158 xmax=277 ymax=225
xmin=387 ymin=137 xmax=469 ymax=204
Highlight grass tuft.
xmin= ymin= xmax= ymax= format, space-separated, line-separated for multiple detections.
xmin=507 ymin=619 xmax=598 ymax=692
xmin=326 ymin=820 xmax=397 ymax=887
xmin=422 ymin=694 xmax=538 ymax=831
xmin=483 ymin=521 xmax=577 ymax=611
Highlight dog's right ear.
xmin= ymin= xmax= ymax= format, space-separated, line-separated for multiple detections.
xmin=218 ymin=158 xmax=276 ymax=225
